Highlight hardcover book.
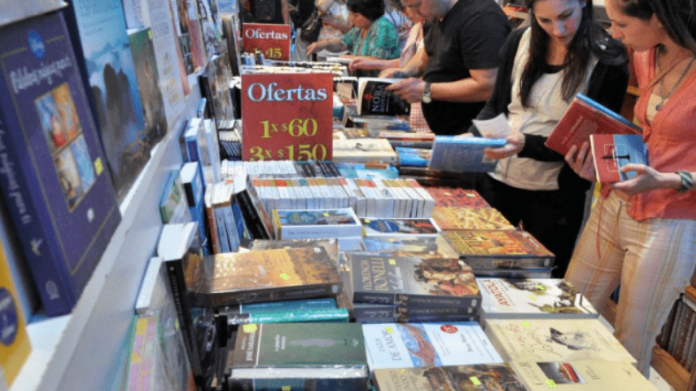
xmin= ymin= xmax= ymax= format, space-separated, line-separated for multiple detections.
xmin=425 ymin=187 xmax=491 ymax=208
xmin=180 ymin=162 xmax=210 ymax=255
xmin=373 ymin=364 xmax=529 ymax=391
xmin=396 ymin=147 xmax=431 ymax=167
xmin=479 ymin=279 xmax=598 ymax=319
xmin=66 ymin=0 xmax=150 ymax=203
xmin=362 ymin=235 xmax=460 ymax=259
xmin=432 ymin=207 xmax=515 ymax=230
xmin=363 ymin=323 xmax=503 ymax=370
xmin=428 ymin=136 xmax=507 ymax=173
xmin=218 ymin=298 xmax=337 ymax=315
xmin=442 ymin=230 xmax=555 ymax=270
xmin=226 ymin=308 xmax=350 ymax=325
xmin=185 ymin=247 xmax=343 ymax=307
xmin=0 ymin=12 xmax=122 ymax=316
xmin=272 ymin=208 xmax=363 ymax=240
xmin=357 ymin=78 xmax=410 ymax=116
xmin=484 ymin=318 xmax=637 ymax=363
xmin=249 ymin=238 xmax=339 ymax=264
xmin=332 ymin=138 xmax=398 ymax=164
xmin=348 ymin=253 xmax=481 ymax=308
xmin=229 ymin=323 xmax=368 ymax=390
xmin=361 ymin=218 xmax=440 ymax=238
xmin=511 ymin=361 xmax=657 ymax=391
xmin=590 ymin=134 xmax=648 ymax=183
xmin=545 ymin=93 xmax=641 ymax=156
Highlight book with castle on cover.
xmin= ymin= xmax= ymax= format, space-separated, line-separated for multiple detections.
xmin=484 ymin=318 xmax=637 ymax=364
xmin=357 ymin=78 xmax=410 ymax=116
xmin=511 ymin=361 xmax=658 ymax=391
xmin=442 ymin=230 xmax=555 ymax=270
xmin=0 ymin=12 xmax=122 ymax=316
xmin=373 ymin=364 xmax=529 ymax=391
xmin=348 ymin=253 xmax=481 ymax=308
xmin=185 ymin=247 xmax=343 ymax=308
xmin=545 ymin=93 xmax=641 ymax=156
xmin=478 ymin=279 xmax=598 ymax=320
xmin=432 ymin=207 xmax=515 ymax=230
xmin=590 ymin=134 xmax=648 ymax=183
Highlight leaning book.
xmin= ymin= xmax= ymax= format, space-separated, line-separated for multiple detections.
xmin=0 ymin=12 xmax=121 ymax=316
xmin=428 ymin=136 xmax=507 ymax=173
xmin=373 ymin=364 xmax=530 ymax=391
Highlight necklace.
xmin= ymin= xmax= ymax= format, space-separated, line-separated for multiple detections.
xmin=656 ymin=49 xmax=696 ymax=111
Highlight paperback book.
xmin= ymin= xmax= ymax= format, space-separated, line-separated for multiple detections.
xmin=428 ymin=136 xmax=507 ymax=173
xmin=361 ymin=218 xmax=440 ymax=238
xmin=353 ymin=303 xmax=477 ymax=324
xmin=425 ymin=187 xmax=491 ymax=208
xmin=432 ymin=207 xmax=515 ymax=230
xmin=396 ymin=147 xmax=431 ymax=167
xmin=373 ymin=364 xmax=529 ymax=391
xmin=590 ymin=134 xmax=648 ymax=183
xmin=348 ymin=253 xmax=481 ymax=308
xmin=361 ymin=236 xmax=460 ymax=259
xmin=332 ymin=138 xmax=398 ymax=164
xmin=479 ymin=279 xmax=598 ymax=319
xmin=357 ymin=78 xmax=410 ymax=116
xmin=511 ymin=361 xmax=657 ymax=391
xmin=272 ymin=208 xmax=363 ymax=240
xmin=248 ymin=238 xmax=340 ymax=264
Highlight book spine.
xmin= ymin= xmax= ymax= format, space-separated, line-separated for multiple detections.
xmin=680 ymin=307 xmax=696 ymax=367
xmin=668 ymin=300 xmax=686 ymax=355
xmin=404 ymin=294 xmax=479 ymax=309
xmin=190 ymin=282 xmax=343 ymax=308
xmin=239 ymin=298 xmax=337 ymax=313
xmin=227 ymin=308 xmax=349 ymax=325
xmin=388 ymin=140 xmax=433 ymax=149
xmin=198 ymin=74 xmax=216 ymax=118
xmin=230 ymin=377 xmax=368 ymax=391
xmin=676 ymin=304 xmax=695 ymax=363
xmin=658 ymin=300 xmax=680 ymax=349
xmin=461 ymin=256 xmax=554 ymax=270
xmin=233 ymin=188 xmax=271 ymax=240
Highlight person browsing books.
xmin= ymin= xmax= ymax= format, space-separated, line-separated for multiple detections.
xmin=306 ymin=0 xmax=401 ymax=59
xmin=468 ymin=0 xmax=628 ymax=279
xmin=563 ymin=0 xmax=696 ymax=377
xmin=380 ymin=0 xmax=511 ymax=135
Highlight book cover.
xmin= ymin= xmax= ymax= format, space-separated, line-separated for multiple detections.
xmin=590 ymin=134 xmax=648 ymax=183
xmin=361 ymin=218 xmax=440 ymax=238
xmin=180 ymin=162 xmax=211 ymax=255
xmin=203 ymin=55 xmax=234 ymax=129
xmin=362 ymin=235 xmax=459 ymax=259
xmin=0 ymin=240 xmax=31 ymax=387
xmin=186 ymin=247 xmax=343 ymax=307
xmin=425 ymin=187 xmax=491 ymax=208
xmin=186 ymin=0 xmax=207 ymax=72
xmin=0 ymin=12 xmax=122 ymax=316
xmin=123 ymin=0 xmax=151 ymax=29
xmin=484 ymin=318 xmax=637 ymax=363
xmin=197 ymin=0 xmax=220 ymax=56
xmin=428 ymin=136 xmax=507 ymax=173
xmin=219 ymin=298 xmax=337 ymax=315
xmin=432 ymin=207 xmax=515 ymax=231
xmin=272 ymin=208 xmax=363 ymax=240
xmin=373 ymin=364 xmax=529 ymax=391
xmin=442 ymin=231 xmax=555 ymax=270
xmin=227 ymin=308 xmax=350 ymax=325
xmin=233 ymin=171 xmax=274 ymax=240
xmin=159 ymin=169 xmax=193 ymax=224
xmin=474 ymin=269 xmax=553 ymax=279
xmin=479 ymin=279 xmax=598 ymax=319
xmin=66 ymin=0 xmax=150 ymax=203
xmin=363 ymin=323 xmax=503 ymax=370
xmin=249 ymin=238 xmax=339 ymax=263
xmin=170 ymin=0 xmax=196 ymax=74
xmin=511 ymin=361 xmax=657 ymax=390
xmin=545 ymin=93 xmax=641 ymax=156
xmin=349 ymin=253 xmax=481 ymax=308
xmin=396 ymin=147 xmax=431 ymax=167
xmin=333 ymin=138 xmax=398 ymax=164
xmin=357 ymin=78 xmax=410 ymax=116
xmin=353 ymin=302 xmax=476 ymax=320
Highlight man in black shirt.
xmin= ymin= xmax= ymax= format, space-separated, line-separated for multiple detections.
xmin=248 ymin=0 xmax=290 ymax=25
xmin=385 ymin=0 xmax=511 ymax=135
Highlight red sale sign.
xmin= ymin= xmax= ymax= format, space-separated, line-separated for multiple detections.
xmin=242 ymin=23 xmax=292 ymax=61
xmin=242 ymin=73 xmax=334 ymax=161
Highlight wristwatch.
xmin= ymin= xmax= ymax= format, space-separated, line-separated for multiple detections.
xmin=421 ymin=82 xmax=432 ymax=104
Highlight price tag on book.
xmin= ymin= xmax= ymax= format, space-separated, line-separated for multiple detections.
xmin=242 ymin=23 xmax=292 ymax=61
xmin=242 ymin=73 xmax=333 ymax=161
xmin=470 ymin=377 xmax=482 ymax=386
xmin=546 ymin=379 xmax=557 ymax=388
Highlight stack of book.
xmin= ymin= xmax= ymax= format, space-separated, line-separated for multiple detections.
xmin=656 ymin=287 xmax=696 ymax=372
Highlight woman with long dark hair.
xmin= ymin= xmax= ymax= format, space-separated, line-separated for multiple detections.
xmin=565 ymin=0 xmax=696 ymax=375
xmin=471 ymin=0 xmax=628 ymax=278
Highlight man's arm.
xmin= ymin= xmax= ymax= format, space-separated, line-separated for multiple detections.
xmin=280 ymin=0 xmax=290 ymax=24
xmin=388 ymin=67 xmax=498 ymax=104
xmin=380 ymin=46 xmax=428 ymax=78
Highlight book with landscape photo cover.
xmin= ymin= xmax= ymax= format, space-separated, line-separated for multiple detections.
xmin=442 ymin=231 xmax=555 ymax=270
xmin=373 ymin=364 xmax=529 ymax=391
xmin=511 ymin=360 xmax=657 ymax=390
xmin=360 ymin=218 xmax=440 ymax=237
xmin=357 ymin=78 xmax=410 ymax=116
xmin=348 ymin=253 xmax=481 ymax=308
xmin=479 ymin=278 xmax=598 ymax=319
xmin=185 ymin=247 xmax=343 ymax=307
xmin=428 ymin=136 xmax=507 ymax=173
xmin=590 ymin=134 xmax=648 ymax=183
xmin=249 ymin=238 xmax=340 ymax=264
xmin=0 ymin=12 xmax=122 ymax=316
xmin=545 ymin=93 xmax=641 ymax=156
xmin=272 ymin=208 xmax=363 ymax=240
xmin=426 ymin=187 xmax=492 ymax=208
xmin=432 ymin=207 xmax=515 ymax=230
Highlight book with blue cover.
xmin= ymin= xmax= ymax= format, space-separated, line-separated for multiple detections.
xmin=396 ymin=147 xmax=431 ymax=167
xmin=590 ymin=134 xmax=648 ymax=183
xmin=428 ymin=136 xmax=507 ymax=173
xmin=0 ymin=12 xmax=122 ymax=316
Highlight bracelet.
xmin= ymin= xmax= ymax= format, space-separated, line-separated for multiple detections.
xmin=675 ymin=170 xmax=694 ymax=193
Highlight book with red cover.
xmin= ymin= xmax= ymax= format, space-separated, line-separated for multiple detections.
xmin=589 ymin=134 xmax=648 ymax=183
xmin=426 ymin=187 xmax=491 ymax=208
xmin=545 ymin=93 xmax=641 ymax=156
xmin=432 ymin=207 xmax=515 ymax=230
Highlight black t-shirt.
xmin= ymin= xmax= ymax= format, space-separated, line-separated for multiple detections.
xmin=250 ymin=0 xmax=284 ymax=24
xmin=421 ymin=0 xmax=511 ymax=135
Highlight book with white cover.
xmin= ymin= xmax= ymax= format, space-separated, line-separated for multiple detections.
xmin=363 ymin=323 xmax=503 ymax=371
xmin=479 ymin=279 xmax=598 ymax=320
xmin=484 ymin=318 xmax=636 ymax=364
xmin=511 ymin=361 xmax=658 ymax=390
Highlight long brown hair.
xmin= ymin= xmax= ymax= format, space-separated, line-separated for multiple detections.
xmin=615 ymin=0 xmax=696 ymax=52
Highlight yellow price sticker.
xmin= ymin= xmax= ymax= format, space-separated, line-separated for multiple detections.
xmin=324 ymin=212 xmax=329 ymax=216
xmin=528 ymin=294 xmax=537 ymax=301
xmin=280 ymin=273 xmax=290 ymax=280
xmin=282 ymin=387 xmax=291 ymax=391
xmin=522 ymin=321 xmax=531 ymax=328
xmin=94 ymin=157 xmax=104 ymax=175
xmin=470 ymin=377 xmax=481 ymax=386
xmin=243 ymin=324 xmax=258 ymax=333
xmin=389 ymin=238 xmax=395 ymax=242
xmin=389 ymin=259 xmax=396 ymax=265
xmin=385 ymin=326 xmax=394 ymax=334
xmin=546 ymin=379 xmax=557 ymax=388
xmin=148 ymin=30 xmax=152 ymax=40
xmin=364 ymin=219 xmax=371 ymax=223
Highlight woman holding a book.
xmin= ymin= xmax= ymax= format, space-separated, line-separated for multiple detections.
xmin=469 ymin=0 xmax=628 ymax=278
xmin=564 ymin=0 xmax=696 ymax=376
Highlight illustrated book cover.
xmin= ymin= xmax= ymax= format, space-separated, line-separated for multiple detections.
xmin=511 ymin=360 xmax=657 ymax=390
xmin=373 ymin=364 xmax=529 ymax=391
xmin=363 ymin=323 xmax=503 ymax=370
xmin=332 ymin=138 xmax=398 ymax=164
xmin=432 ymin=207 xmax=515 ymax=230
xmin=348 ymin=253 xmax=481 ymax=308
xmin=590 ymin=134 xmax=648 ymax=183
xmin=428 ymin=136 xmax=507 ymax=173
xmin=478 ymin=279 xmax=598 ymax=319
xmin=396 ymin=147 xmax=431 ymax=167
xmin=442 ymin=230 xmax=555 ymax=270
xmin=357 ymin=78 xmax=410 ymax=116
xmin=360 ymin=218 xmax=440 ymax=238
xmin=361 ymin=235 xmax=460 ymax=259
xmin=0 ymin=12 xmax=122 ymax=316
xmin=545 ymin=93 xmax=641 ymax=156
xmin=425 ymin=187 xmax=491 ymax=208
xmin=272 ymin=208 xmax=363 ymax=240
xmin=484 ymin=318 xmax=637 ymax=363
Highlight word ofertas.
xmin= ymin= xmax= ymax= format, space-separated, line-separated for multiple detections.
xmin=245 ymin=28 xmax=289 ymax=40
xmin=247 ymin=82 xmax=328 ymax=102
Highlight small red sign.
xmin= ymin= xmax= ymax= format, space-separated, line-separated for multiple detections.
xmin=440 ymin=325 xmax=459 ymax=334
xmin=242 ymin=23 xmax=292 ymax=61
xmin=242 ymin=73 xmax=334 ymax=161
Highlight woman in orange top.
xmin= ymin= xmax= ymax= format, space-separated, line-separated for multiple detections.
xmin=564 ymin=0 xmax=696 ymax=376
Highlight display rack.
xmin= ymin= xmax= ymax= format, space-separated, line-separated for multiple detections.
xmin=8 ymin=76 xmax=201 ymax=391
